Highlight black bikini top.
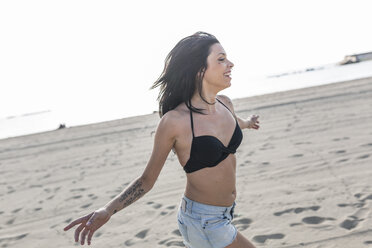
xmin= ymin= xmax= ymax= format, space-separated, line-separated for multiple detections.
xmin=183 ymin=98 xmax=243 ymax=173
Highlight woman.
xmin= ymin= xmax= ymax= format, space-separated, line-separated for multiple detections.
xmin=64 ymin=32 xmax=260 ymax=248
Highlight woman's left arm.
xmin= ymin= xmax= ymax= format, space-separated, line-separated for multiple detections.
xmin=217 ymin=95 xmax=260 ymax=130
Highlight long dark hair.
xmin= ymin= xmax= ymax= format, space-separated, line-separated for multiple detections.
xmin=151 ymin=32 xmax=219 ymax=117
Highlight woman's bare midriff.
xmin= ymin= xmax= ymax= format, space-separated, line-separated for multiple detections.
xmin=184 ymin=154 xmax=237 ymax=207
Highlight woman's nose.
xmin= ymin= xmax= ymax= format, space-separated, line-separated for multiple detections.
xmin=229 ymin=60 xmax=234 ymax=68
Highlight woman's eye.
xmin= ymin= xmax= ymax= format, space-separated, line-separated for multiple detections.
xmin=218 ymin=58 xmax=225 ymax=61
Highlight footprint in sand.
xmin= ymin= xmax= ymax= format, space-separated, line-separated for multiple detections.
xmin=245 ymin=151 xmax=255 ymax=157
xmin=340 ymin=217 xmax=363 ymax=230
xmin=124 ymin=239 xmax=136 ymax=246
xmin=165 ymin=240 xmax=184 ymax=246
xmin=330 ymin=150 xmax=346 ymax=154
xmin=361 ymin=194 xmax=372 ymax=202
xmin=291 ymin=154 xmax=303 ymax=158
xmin=159 ymin=235 xmax=185 ymax=246
xmin=274 ymin=206 xmax=320 ymax=216
xmin=6 ymin=218 xmax=15 ymax=225
xmin=252 ymin=233 xmax=285 ymax=244
xmin=302 ymin=216 xmax=335 ymax=225
xmin=172 ymin=229 xmax=181 ymax=236
xmin=354 ymin=193 xmax=362 ymax=199
xmin=64 ymin=218 xmax=72 ymax=223
xmin=70 ymin=188 xmax=86 ymax=192
xmin=30 ymin=184 xmax=42 ymax=188
xmin=81 ymin=203 xmax=92 ymax=209
xmin=364 ymin=241 xmax=372 ymax=245
xmin=289 ymin=223 xmax=302 ymax=227
xmin=357 ymin=154 xmax=370 ymax=160
xmin=50 ymin=224 xmax=59 ymax=229
xmin=88 ymin=194 xmax=98 ymax=200
xmin=14 ymin=233 xmax=28 ymax=240
xmin=135 ymin=229 xmax=149 ymax=239
xmin=232 ymin=217 xmax=252 ymax=231
xmin=159 ymin=238 xmax=173 ymax=245
xmin=240 ymin=160 xmax=251 ymax=167
xmin=361 ymin=143 xmax=372 ymax=147
xmin=340 ymin=206 xmax=369 ymax=230
xmin=347 ymin=193 xmax=372 ymax=207
xmin=153 ymin=203 xmax=162 ymax=209
xmin=43 ymin=173 xmax=51 ymax=179
xmin=12 ymin=208 xmax=22 ymax=214
xmin=44 ymin=188 xmax=51 ymax=193
xmin=67 ymin=195 xmax=82 ymax=201
xmin=166 ymin=205 xmax=176 ymax=210
xmin=259 ymin=143 xmax=275 ymax=151
xmin=46 ymin=195 xmax=54 ymax=200
xmin=338 ymin=202 xmax=365 ymax=208
xmin=332 ymin=137 xmax=349 ymax=142
xmin=294 ymin=141 xmax=311 ymax=145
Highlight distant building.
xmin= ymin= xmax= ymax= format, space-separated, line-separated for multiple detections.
xmin=339 ymin=52 xmax=372 ymax=65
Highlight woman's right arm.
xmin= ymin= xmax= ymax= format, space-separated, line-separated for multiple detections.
xmin=104 ymin=112 xmax=178 ymax=215
xmin=63 ymin=112 xmax=178 ymax=245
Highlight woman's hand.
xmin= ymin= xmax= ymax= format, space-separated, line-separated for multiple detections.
xmin=246 ymin=115 xmax=260 ymax=129
xmin=63 ymin=208 xmax=111 ymax=245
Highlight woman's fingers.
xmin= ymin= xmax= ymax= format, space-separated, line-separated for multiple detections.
xmin=63 ymin=211 xmax=103 ymax=245
xmin=74 ymin=223 xmax=85 ymax=242
xmin=64 ymin=217 xmax=83 ymax=231
xmin=247 ymin=115 xmax=260 ymax=129
xmin=87 ymin=229 xmax=95 ymax=245
xmin=81 ymin=212 xmax=101 ymax=245
xmin=86 ymin=212 xmax=96 ymax=227
xmin=64 ymin=212 xmax=93 ymax=232
xmin=80 ymin=227 xmax=90 ymax=245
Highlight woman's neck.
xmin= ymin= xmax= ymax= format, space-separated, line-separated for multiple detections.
xmin=191 ymin=91 xmax=218 ymax=114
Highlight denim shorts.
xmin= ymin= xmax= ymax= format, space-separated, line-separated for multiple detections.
xmin=177 ymin=195 xmax=237 ymax=248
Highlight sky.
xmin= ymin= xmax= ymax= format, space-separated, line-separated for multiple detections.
xmin=1 ymin=0 xmax=371 ymax=126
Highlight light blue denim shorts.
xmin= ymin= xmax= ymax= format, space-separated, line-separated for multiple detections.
xmin=177 ymin=195 xmax=237 ymax=248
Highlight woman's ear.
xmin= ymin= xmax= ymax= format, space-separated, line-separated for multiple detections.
xmin=196 ymin=68 xmax=205 ymax=79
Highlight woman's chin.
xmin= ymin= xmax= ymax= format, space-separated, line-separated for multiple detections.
xmin=222 ymin=81 xmax=231 ymax=90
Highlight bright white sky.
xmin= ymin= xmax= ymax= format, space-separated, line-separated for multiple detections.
xmin=1 ymin=0 xmax=371 ymax=125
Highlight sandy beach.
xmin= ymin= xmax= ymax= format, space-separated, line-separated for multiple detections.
xmin=1 ymin=77 xmax=372 ymax=248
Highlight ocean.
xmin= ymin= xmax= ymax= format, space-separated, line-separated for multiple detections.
xmin=1 ymin=60 xmax=372 ymax=140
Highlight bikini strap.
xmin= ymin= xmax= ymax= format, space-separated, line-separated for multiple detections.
xmin=189 ymin=109 xmax=195 ymax=137
xmin=216 ymin=98 xmax=233 ymax=114
xmin=216 ymin=98 xmax=238 ymax=123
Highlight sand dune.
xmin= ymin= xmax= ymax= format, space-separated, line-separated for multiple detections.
xmin=0 ymin=77 xmax=371 ymax=248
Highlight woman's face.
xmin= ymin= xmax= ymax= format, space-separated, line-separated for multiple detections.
xmin=202 ymin=43 xmax=234 ymax=91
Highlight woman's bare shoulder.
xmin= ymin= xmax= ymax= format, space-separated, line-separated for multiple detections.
xmin=217 ymin=94 xmax=234 ymax=109
xmin=158 ymin=103 xmax=190 ymax=133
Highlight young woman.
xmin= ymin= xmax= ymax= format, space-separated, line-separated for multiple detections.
xmin=64 ymin=32 xmax=260 ymax=248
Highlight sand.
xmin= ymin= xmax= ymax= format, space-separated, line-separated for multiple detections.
xmin=0 ymin=77 xmax=372 ymax=248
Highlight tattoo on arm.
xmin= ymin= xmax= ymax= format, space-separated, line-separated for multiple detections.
xmin=118 ymin=179 xmax=145 ymax=208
